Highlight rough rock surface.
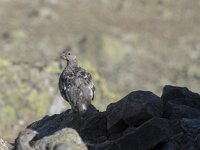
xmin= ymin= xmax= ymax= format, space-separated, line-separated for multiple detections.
xmin=111 ymin=117 xmax=173 ymax=150
xmin=106 ymin=91 xmax=163 ymax=133
xmin=13 ymin=85 xmax=200 ymax=150
xmin=0 ymin=138 xmax=13 ymax=150
xmin=161 ymin=85 xmax=200 ymax=109
xmin=32 ymin=128 xmax=87 ymax=150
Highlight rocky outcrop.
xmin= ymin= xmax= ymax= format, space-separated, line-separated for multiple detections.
xmin=32 ymin=128 xmax=87 ymax=150
xmin=0 ymin=138 xmax=13 ymax=150
xmin=13 ymin=85 xmax=200 ymax=150
xmin=106 ymin=91 xmax=163 ymax=134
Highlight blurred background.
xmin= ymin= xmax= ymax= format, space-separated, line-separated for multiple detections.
xmin=0 ymin=0 xmax=200 ymax=141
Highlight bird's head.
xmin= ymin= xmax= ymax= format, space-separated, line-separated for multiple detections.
xmin=18 ymin=129 xmax=38 ymax=142
xmin=60 ymin=49 xmax=77 ymax=66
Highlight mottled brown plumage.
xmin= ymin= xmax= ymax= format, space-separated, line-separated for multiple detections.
xmin=59 ymin=50 xmax=95 ymax=115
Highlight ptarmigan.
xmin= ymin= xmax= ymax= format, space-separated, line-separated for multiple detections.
xmin=59 ymin=50 xmax=95 ymax=116
xmin=15 ymin=129 xmax=37 ymax=150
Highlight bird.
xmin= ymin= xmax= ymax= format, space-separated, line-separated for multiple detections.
xmin=58 ymin=49 xmax=95 ymax=116
xmin=15 ymin=129 xmax=37 ymax=150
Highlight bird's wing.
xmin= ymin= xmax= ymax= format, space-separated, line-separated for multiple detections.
xmin=75 ymin=67 xmax=95 ymax=100
xmin=59 ymin=68 xmax=75 ymax=102
xmin=91 ymin=83 xmax=95 ymax=100
xmin=76 ymin=67 xmax=92 ymax=81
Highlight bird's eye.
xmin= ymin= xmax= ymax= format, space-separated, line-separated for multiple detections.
xmin=68 ymin=52 xmax=71 ymax=55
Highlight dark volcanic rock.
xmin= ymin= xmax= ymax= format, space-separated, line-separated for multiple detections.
xmin=181 ymin=117 xmax=200 ymax=134
xmin=156 ymin=141 xmax=180 ymax=150
xmin=169 ymin=98 xmax=200 ymax=111
xmin=163 ymin=102 xmax=200 ymax=119
xmin=28 ymin=105 xmax=105 ymax=140
xmin=160 ymin=86 xmax=200 ymax=150
xmin=161 ymin=85 xmax=200 ymax=101
xmin=156 ymin=133 xmax=191 ymax=150
xmin=18 ymin=105 xmax=108 ymax=150
xmin=14 ymin=85 xmax=200 ymax=150
xmin=80 ymin=112 xmax=109 ymax=143
xmin=113 ymin=118 xmax=173 ymax=150
xmin=161 ymin=85 xmax=200 ymax=110
xmin=177 ymin=118 xmax=200 ymax=149
xmin=106 ymin=91 xmax=163 ymax=134
xmin=195 ymin=134 xmax=200 ymax=149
